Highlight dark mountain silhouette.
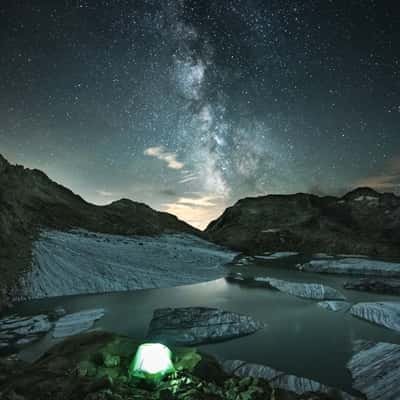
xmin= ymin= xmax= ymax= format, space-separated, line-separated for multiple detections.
xmin=205 ymin=188 xmax=400 ymax=258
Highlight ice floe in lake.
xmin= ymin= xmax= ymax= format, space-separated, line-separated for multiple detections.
xmin=0 ymin=314 xmax=52 ymax=349
xmin=302 ymin=258 xmax=400 ymax=277
xmin=0 ymin=308 xmax=105 ymax=350
xmin=222 ymin=360 xmax=357 ymax=399
xmin=18 ymin=229 xmax=236 ymax=300
xmin=53 ymin=308 xmax=105 ymax=338
xmin=347 ymin=340 xmax=400 ymax=400
xmin=318 ymin=301 xmax=352 ymax=312
xmin=147 ymin=307 xmax=265 ymax=346
xmin=350 ymin=302 xmax=400 ymax=332
xmin=254 ymin=251 xmax=299 ymax=260
xmin=255 ymin=277 xmax=346 ymax=300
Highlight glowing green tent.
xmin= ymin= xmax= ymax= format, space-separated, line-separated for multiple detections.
xmin=129 ymin=343 xmax=175 ymax=384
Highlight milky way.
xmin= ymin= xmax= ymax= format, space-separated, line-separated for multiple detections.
xmin=0 ymin=0 xmax=399 ymax=227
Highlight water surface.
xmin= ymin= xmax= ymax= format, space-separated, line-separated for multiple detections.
xmin=10 ymin=255 xmax=400 ymax=393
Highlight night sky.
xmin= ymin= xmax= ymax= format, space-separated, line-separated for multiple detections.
xmin=1 ymin=1 xmax=399 ymax=228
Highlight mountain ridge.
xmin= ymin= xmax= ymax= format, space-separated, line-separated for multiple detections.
xmin=205 ymin=187 xmax=400 ymax=258
xmin=0 ymin=154 xmax=200 ymax=310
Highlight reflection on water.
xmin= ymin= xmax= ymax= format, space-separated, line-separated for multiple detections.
xmin=10 ymin=256 xmax=400 ymax=393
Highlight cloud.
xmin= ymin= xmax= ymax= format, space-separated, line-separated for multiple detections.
xmin=354 ymin=157 xmax=400 ymax=193
xmin=144 ymin=146 xmax=184 ymax=170
xmin=162 ymin=194 xmax=225 ymax=229
xmin=159 ymin=189 xmax=178 ymax=197
xmin=96 ymin=190 xmax=115 ymax=197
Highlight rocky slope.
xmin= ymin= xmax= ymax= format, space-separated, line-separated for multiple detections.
xmin=0 ymin=331 xmax=355 ymax=400
xmin=0 ymin=154 xmax=200 ymax=310
xmin=205 ymin=188 xmax=400 ymax=258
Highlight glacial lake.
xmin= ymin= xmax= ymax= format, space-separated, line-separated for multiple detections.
xmin=9 ymin=255 xmax=400 ymax=394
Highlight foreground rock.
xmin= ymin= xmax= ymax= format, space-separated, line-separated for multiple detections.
xmin=350 ymin=302 xmax=400 ymax=332
xmin=223 ymin=360 xmax=358 ymax=400
xmin=302 ymin=258 xmax=400 ymax=278
xmin=0 ymin=331 xmax=341 ymax=400
xmin=227 ymin=273 xmax=345 ymax=300
xmin=0 ymin=154 xmax=202 ymax=310
xmin=347 ymin=340 xmax=400 ymax=400
xmin=17 ymin=230 xmax=234 ymax=300
xmin=147 ymin=307 xmax=265 ymax=346
xmin=318 ymin=301 xmax=352 ymax=312
xmin=205 ymin=188 xmax=400 ymax=259
xmin=344 ymin=278 xmax=400 ymax=295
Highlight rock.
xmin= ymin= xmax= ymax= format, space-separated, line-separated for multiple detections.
xmin=254 ymin=277 xmax=346 ymax=300
xmin=347 ymin=340 xmax=400 ymax=400
xmin=147 ymin=307 xmax=265 ymax=345
xmin=302 ymin=258 xmax=400 ymax=277
xmin=350 ymin=302 xmax=400 ymax=332
xmin=222 ymin=360 xmax=357 ymax=399
xmin=318 ymin=301 xmax=352 ymax=312
xmin=344 ymin=278 xmax=400 ymax=295
xmin=53 ymin=309 xmax=105 ymax=338
xmin=0 ymin=314 xmax=52 ymax=349
xmin=0 ymin=331 xmax=350 ymax=400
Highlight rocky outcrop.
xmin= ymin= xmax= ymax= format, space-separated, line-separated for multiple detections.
xmin=222 ymin=360 xmax=358 ymax=400
xmin=344 ymin=278 xmax=400 ymax=295
xmin=0 ymin=154 xmax=201 ymax=310
xmin=205 ymin=188 xmax=400 ymax=258
xmin=302 ymin=258 xmax=400 ymax=277
xmin=347 ymin=340 xmax=400 ymax=400
xmin=0 ymin=331 xmax=345 ymax=400
xmin=350 ymin=302 xmax=400 ymax=332
xmin=147 ymin=307 xmax=265 ymax=345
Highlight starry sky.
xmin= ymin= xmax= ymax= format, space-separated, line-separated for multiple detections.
xmin=1 ymin=0 xmax=399 ymax=228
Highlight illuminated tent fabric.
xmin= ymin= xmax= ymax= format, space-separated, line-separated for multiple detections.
xmin=129 ymin=343 xmax=175 ymax=383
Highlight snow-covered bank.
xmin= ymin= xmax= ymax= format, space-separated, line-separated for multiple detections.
xmin=18 ymin=230 xmax=236 ymax=300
